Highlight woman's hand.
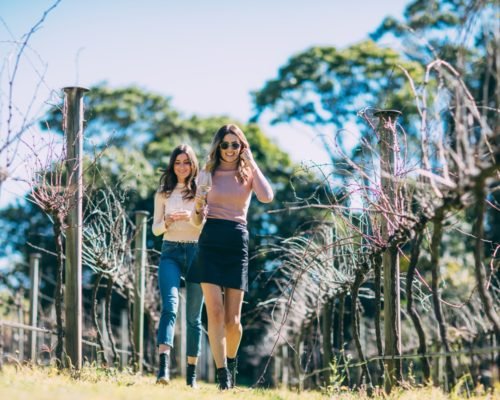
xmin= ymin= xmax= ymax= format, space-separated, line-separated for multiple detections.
xmin=173 ymin=210 xmax=191 ymax=221
xmin=164 ymin=213 xmax=175 ymax=229
xmin=240 ymin=147 xmax=255 ymax=166
xmin=194 ymin=193 xmax=207 ymax=215
xmin=164 ymin=210 xmax=191 ymax=228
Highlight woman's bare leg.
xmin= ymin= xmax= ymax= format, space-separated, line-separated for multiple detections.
xmin=201 ymin=283 xmax=226 ymax=368
xmin=224 ymin=288 xmax=244 ymax=358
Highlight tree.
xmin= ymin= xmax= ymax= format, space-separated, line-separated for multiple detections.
xmin=251 ymin=41 xmax=424 ymax=164
xmin=250 ymin=0 xmax=499 ymax=391
xmin=371 ymin=0 xmax=499 ymax=246
xmin=0 ymin=0 xmax=62 ymax=199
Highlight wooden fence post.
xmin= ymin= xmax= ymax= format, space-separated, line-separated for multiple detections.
xmin=29 ymin=253 xmax=41 ymax=362
xmin=133 ymin=210 xmax=149 ymax=373
xmin=100 ymin=298 xmax=109 ymax=363
xmin=273 ymin=346 xmax=281 ymax=387
xmin=375 ymin=109 xmax=402 ymax=393
xmin=64 ymin=86 xmax=89 ymax=370
xmin=17 ymin=290 xmax=24 ymax=361
xmin=199 ymin=334 xmax=215 ymax=382
xmin=282 ymin=344 xmax=289 ymax=388
xmin=0 ymin=321 xmax=3 ymax=371
xmin=120 ymin=308 xmax=129 ymax=367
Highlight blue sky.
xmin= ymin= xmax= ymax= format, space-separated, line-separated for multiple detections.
xmin=1 ymin=0 xmax=409 ymax=204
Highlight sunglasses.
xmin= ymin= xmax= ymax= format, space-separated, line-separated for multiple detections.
xmin=220 ymin=141 xmax=241 ymax=150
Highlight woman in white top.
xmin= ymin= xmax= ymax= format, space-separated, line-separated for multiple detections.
xmin=152 ymin=144 xmax=204 ymax=387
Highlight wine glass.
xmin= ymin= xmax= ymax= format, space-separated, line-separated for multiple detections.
xmin=169 ymin=192 xmax=183 ymax=212
xmin=167 ymin=192 xmax=190 ymax=223
xmin=197 ymin=170 xmax=212 ymax=200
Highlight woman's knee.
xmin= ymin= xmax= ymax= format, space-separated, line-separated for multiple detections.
xmin=186 ymin=315 xmax=202 ymax=330
xmin=160 ymin=308 xmax=177 ymax=322
xmin=161 ymin=296 xmax=178 ymax=314
xmin=207 ymin=303 xmax=225 ymax=324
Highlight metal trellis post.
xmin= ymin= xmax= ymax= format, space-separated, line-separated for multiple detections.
xmin=29 ymin=253 xmax=41 ymax=362
xmin=375 ymin=109 xmax=402 ymax=393
xmin=133 ymin=210 xmax=149 ymax=373
xmin=63 ymin=86 xmax=89 ymax=369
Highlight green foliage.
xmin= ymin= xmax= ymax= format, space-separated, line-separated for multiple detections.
xmin=85 ymin=146 xmax=156 ymax=204
xmin=324 ymin=355 xmax=350 ymax=395
xmin=371 ymin=0 xmax=498 ymax=121
xmin=252 ymin=40 xmax=423 ymax=146
xmin=42 ymin=83 xmax=181 ymax=149
xmin=371 ymin=0 xmax=497 ymax=43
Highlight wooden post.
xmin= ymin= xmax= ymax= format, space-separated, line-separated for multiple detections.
xmin=17 ymin=290 xmax=25 ymax=361
xmin=64 ymin=86 xmax=88 ymax=370
xmin=375 ymin=109 xmax=402 ymax=393
xmin=200 ymin=334 xmax=214 ymax=382
xmin=322 ymin=226 xmax=334 ymax=386
xmin=133 ymin=210 xmax=149 ymax=373
xmin=208 ymin=357 xmax=215 ymax=383
xmin=273 ymin=346 xmax=281 ymax=387
xmin=100 ymin=298 xmax=109 ymax=363
xmin=322 ymin=300 xmax=333 ymax=386
xmin=29 ymin=253 xmax=41 ymax=362
xmin=0 ymin=322 xmax=3 ymax=371
xmin=282 ymin=344 xmax=289 ymax=388
xmin=120 ymin=309 xmax=129 ymax=367
xmin=205 ymin=334 xmax=215 ymax=382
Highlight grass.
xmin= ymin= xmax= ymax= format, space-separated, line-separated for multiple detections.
xmin=0 ymin=364 xmax=496 ymax=400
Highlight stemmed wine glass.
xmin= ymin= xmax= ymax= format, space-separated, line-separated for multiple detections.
xmin=197 ymin=170 xmax=212 ymax=201
xmin=169 ymin=193 xmax=183 ymax=212
xmin=166 ymin=191 xmax=190 ymax=224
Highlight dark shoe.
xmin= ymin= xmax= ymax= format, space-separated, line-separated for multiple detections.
xmin=186 ymin=363 xmax=198 ymax=388
xmin=156 ymin=353 xmax=170 ymax=385
xmin=227 ymin=357 xmax=238 ymax=387
xmin=216 ymin=367 xmax=233 ymax=390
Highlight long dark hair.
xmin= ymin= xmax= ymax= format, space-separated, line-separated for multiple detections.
xmin=205 ymin=124 xmax=250 ymax=183
xmin=158 ymin=144 xmax=198 ymax=200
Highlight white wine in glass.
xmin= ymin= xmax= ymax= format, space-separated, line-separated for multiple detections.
xmin=197 ymin=170 xmax=212 ymax=199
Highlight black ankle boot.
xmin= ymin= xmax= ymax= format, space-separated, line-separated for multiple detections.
xmin=186 ymin=363 xmax=198 ymax=388
xmin=216 ymin=367 xmax=233 ymax=390
xmin=227 ymin=357 xmax=238 ymax=387
xmin=156 ymin=353 xmax=170 ymax=385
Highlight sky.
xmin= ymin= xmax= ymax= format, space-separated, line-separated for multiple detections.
xmin=0 ymin=0 xmax=409 ymax=206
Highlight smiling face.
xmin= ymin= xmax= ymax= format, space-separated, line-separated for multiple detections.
xmin=219 ymin=133 xmax=242 ymax=163
xmin=173 ymin=152 xmax=192 ymax=184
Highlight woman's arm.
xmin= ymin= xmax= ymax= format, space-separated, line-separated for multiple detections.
xmin=251 ymin=166 xmax=274 ymax=203
xmin=241 ymin=148 xmax=274 ymax=203
xmin=191 ymin=193 xmax=207 ymax=226
xmin=152 ymin=192 xmax=170 ymax=236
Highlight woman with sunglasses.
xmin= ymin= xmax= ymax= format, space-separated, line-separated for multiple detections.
xmin=152 ymin=144 xmax=204 ymax=388
xmin=191 ymin=124 xmax=274 ymax=389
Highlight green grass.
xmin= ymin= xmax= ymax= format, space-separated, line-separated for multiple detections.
xmin=0 ymin=365 xmax=495 ymax=400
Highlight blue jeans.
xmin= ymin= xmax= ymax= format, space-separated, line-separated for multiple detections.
xmin=157 ymin=241 xmax=204 ymax=357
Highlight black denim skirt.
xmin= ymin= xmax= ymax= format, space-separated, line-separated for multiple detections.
xmin=188 ymin=218 xmax=249 ymax=291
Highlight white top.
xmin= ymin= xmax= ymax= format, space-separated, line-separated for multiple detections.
xmin=152 ymin=184 xmax=202 ymax=242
